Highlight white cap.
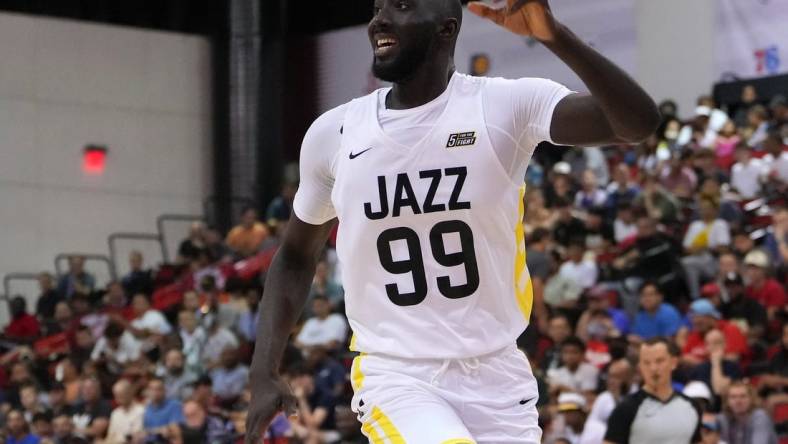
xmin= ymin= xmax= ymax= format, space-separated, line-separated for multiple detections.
xmin=744 ymin=249 xmax=769 ymax=268
xmin=695 ymin=105 xmax=711 ymax=117
xmin=553 ymin=161 xmax=571 ymax=175
xmin=683 ymin=381 xmax=712 ymax=401
xmin=557 ymin=392 xmax=587 ymax=411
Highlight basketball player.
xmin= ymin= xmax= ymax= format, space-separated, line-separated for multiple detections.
xmin=247 ymin=0 xmax=658 ymax=442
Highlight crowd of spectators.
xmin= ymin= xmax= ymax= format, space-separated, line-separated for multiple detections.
xmin=0 ymin=85 xmax=786 ymax=444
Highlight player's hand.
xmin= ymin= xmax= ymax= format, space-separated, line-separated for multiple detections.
xmin=467 ymin=0 xmax=558 ymax=41
xmin=244 ymin=376 xmax=297 ymax=444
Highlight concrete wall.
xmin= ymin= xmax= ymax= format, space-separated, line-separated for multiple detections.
xmin=636 ymin=0 xmax=717 ymax=118
xmin=0 ymin=12 xmax=213 ymax=320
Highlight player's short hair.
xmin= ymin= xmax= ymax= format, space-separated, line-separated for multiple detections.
xmin=642 ymin=336 xmax=680 ymax=357
xmin=561 ymin=336 xmax=586 ymax=353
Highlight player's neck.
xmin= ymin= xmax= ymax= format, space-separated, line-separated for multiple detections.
xmin=387 ymin=62 xmax=454 ymax=110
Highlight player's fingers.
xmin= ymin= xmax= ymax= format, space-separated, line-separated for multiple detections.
xmin=510 ymin=0 xmax=548 ymax=13
xmin=467 ymin=2 xmax=506 ymax=26
xmin=281 ymin=393 xmax=299 ymax=416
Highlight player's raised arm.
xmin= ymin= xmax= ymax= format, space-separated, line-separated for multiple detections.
xmin=245 ymin=216 xmax=336 ymax=443
xmin=469 ymin=0 xmax=660 ymax=146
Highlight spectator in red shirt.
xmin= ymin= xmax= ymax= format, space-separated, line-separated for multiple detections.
xmin=4 ymin=297 xmax=40 ymax=343
xmin=743 ymin=249 xmax=786 ymax=321
xmin=679 ymin=299 xmax=748 ymax=366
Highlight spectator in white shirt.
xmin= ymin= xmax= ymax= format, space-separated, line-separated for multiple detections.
xmin=547 ymin=336 xmax=600 ymax=398
xmin=178 ymin=310 xmax=206 ymax=376
xmin=129 ymin=293 xmax=172 ymax=335
xmin=91 ymin=322 xmax=142 ymax=375
xmin=202 ymin=314 xmax=239 ymax=369
xmin=613 ymin=203 xmax=638 ymax=243
xmin=745 ymin=105 xmax=770 ymax=148
xmin=295 ymin=295 xmax=348 ymax=352
xmin=762 ymin=131 xmax=788 ymax=188
xmin=128 ymin=293 xmax=172 ymax=352
xmin=731 ymin=144 xmax=765 ymax=199
xmin=105 ymin=380 xmax=144 ymax=444
xmin=559 ymin=242 xmax=598 ymax=290
xmin=588 ymin=359 xmax=635 ymax=434
xmin=681 ymin=197 xmax=731 ymax=300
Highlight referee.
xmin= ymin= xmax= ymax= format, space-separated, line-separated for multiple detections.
xmin=604 ymin=337 xmax=701 ymax=444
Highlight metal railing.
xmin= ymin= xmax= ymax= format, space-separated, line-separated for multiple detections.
xmin=54 ymin=253 xmax=116 ymax=282
xmin=156 ymin=214 xmax=206 ymax=263
xmin=108 ymin=232 xmax=164 ymax=276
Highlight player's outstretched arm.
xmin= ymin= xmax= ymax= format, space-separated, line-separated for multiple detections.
xmin=469 ymin=0 xmax=660 ymax=146
xmin=245 ymin=216 xmax=337 ymax=444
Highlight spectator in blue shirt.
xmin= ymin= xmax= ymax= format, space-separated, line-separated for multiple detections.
xmin=238 ymin=286 xmax=262 ymax=343
xmin=6 ymin=410 xmax=40 ymax=444
xmin=306 ymin=345 xmax=347 ymax=398
xmin=630 ymin=282 xmax=683 ymax=340
xmin=56 ymin=255 xmax=95 ymax=299
xmin=210 ymin=347 xmax=249 ymax=403
xmin=143 ymin=378 xmax=184 ymax=439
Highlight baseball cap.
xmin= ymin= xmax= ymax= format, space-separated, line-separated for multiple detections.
xmin=683 ymin=381 xmax=712 ymax=402
xmin=743 ymin=249 xmax=769 ymax=268
xmin=695 ymin=105 xmax=711 ymax=117
xmin=587 ymin=285 xmax=615 ymax=302
xmin=700 ymin=282 xmax=720 ymax=297
xmin=557 ymin=392 xmax=587 ymax=412
xmin=553 ymin=161 xmax=571 ymax=175
xmin=689 ymin=299 xmax=721 ymax=319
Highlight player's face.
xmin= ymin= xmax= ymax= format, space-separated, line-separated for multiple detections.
xmin=369 ymin=0 xmax=439 ymax=82
xmin=638 ymin=343 xmax=677 ymax=390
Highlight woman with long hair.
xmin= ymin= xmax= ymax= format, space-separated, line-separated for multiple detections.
xmin=718 ymin=381 xmax=778 ymax=444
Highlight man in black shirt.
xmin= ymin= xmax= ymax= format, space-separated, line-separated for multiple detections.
xmin=553 ymin=197 xmax=586 ymax=247
xmin=179 ymin=399 xmax=235 ymax=444
xmin=71 ymin=378 xmax=112 ymax=441
xmin=35 ymin=272 xmax=62 ymax=320
xmin=605 ymin=337 xmax=701 ymax=444
xmin=719 ymin=272 xmax=767 ymax=343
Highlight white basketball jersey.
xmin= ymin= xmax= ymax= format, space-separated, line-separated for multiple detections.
xmin=333 ymin=74 xmax=533 ymax=359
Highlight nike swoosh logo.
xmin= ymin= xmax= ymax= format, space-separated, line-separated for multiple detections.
xmin=520 ymin=397 xmax=537 ymax=406
xmin=349 ymin=147 xmax=373 ymax=159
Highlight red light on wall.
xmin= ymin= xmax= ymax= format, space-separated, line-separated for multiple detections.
xmin=83 ymin=145 xmax=107 ymax=175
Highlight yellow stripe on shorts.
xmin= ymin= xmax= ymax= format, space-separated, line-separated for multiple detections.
xmin=441 ymin=439 xmax=476 ymax=444
xmin=514 ymin=185 xmax=533 ymax=320
xmin=350 ymin=353 xmax=366 ymax=391
xmin=361 ymin=420 xmax=384 ymax=444
xmin=371 ymin=406 xmax=405 ymax=444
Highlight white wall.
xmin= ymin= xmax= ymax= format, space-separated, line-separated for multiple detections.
xmin=0 ymin=13 xmax=212 ymax=313
xmin=317 ymin=1 xmax=731 ymax=120
xmin=635 ymin=0 xmax=716 ymax=118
